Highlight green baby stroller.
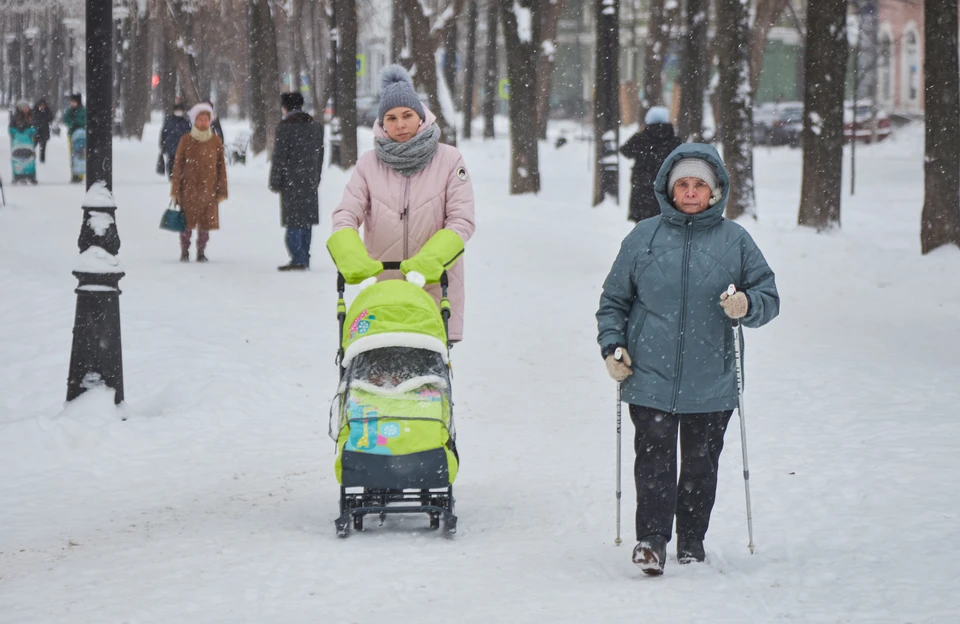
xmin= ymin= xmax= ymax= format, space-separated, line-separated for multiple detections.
xmin=330 ymin=263 xmax=458 ymax=536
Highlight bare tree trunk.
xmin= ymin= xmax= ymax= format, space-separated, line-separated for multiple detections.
xmin=161 ymin=35 xmax=177 ymax=115
xmin=716 ymin=0 xmax=755 ymax=219
xmin=119 ymin=2 xmax=150 ymax=139
xmin=261 ymin=0 xmax=282 ymax=153
xmin=642 ymin=0 xmax=669 ymax=113
xmin=400 ymin=0 xmax=455 ymax=144
xmin=335 ymin=0 xmax=358 ymax=167
xmin=23 ymin=20 xmax=35 ymax=100
xmin=248 ymin=0 xmax=268 ymax=153
xmin=462 ymin=0 xmax=479 ymax=139
xmin=501 ymin=0 xmax=541 ymax=195
xmin=750 ymin=0 xmax=789 ymax=93
xmin=291 ymin=0 xmax=303 ymax=91
xmin=677 ymin=0 xmax=707 ymax=141
xmin=163 ymin=0 xmax=203 ymax=102
xmin=921 ymin=0 xmax=960 ymax=253
xmin=593 ymin=0 xmax=619 ymax=206
xmin=444 ymin=0 xmax=460 ymax=108
xmin=392 ymin=0 xmax=406 ymax=63
xmin=38 ymin=10 xmax=52 ymax=100
xmin=483 ymin=0 xmax=497 ymax=139
xmin=536 ymin=0 xmax=563 ymax=140
xmin=797 ymin=0 xmax=847 ymax=231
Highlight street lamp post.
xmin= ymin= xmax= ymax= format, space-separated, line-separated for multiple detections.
xmin=66 ymin=0 xmax=125 ymax=405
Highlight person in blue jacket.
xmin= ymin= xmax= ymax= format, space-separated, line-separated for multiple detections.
xmin=159 ymin=102 xmax=192 ymax=178
xmin=596 ymin=143 xmax=780 ymax=575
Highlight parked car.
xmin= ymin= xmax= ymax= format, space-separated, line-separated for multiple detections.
xmin=752 ymin=103 xmax=778 ymax=145
xmin=753 ymin=101 xmax=803 ymax=147
xmin=844 ymin=101 xmax=892 ymax=143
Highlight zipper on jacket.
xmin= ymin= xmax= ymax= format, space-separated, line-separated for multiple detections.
xmin=670 ymin=219 xmax=694 ymax=412
xmin=402 ymin=179 xmax=411 ymax=259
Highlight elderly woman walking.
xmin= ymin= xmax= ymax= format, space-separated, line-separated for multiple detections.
xmin=326 ymin=65 xmax=475 ymax=342
xmin=596 ymin=143 xmax=780 ymax=575
xmin=170 ymin=103 xmax=228 ymax=262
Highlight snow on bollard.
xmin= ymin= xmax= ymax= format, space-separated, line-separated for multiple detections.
xmin=66 ymin=181 xmax=125 ymax=405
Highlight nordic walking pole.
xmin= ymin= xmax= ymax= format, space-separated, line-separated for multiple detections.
xmin=614 ymin=347 xmax=624 ymax=546
xmin=728 ymin=285 xmax=755 ymax=554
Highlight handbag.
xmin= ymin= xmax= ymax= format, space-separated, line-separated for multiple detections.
xmin=160 ymin=200 xmax=186 ymax=233
xmin=156 ymin=153 xmax=166 ymax=176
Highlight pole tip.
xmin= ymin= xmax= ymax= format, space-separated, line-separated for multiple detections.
xmin=615 ymin=538 xmax=622 ymax=546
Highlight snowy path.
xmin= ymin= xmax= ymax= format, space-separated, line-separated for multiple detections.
xmin=1 ymin=117 xmax=958 ymax=622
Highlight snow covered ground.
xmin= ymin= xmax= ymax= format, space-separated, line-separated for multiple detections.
xmin=1 ymin=112 xmax=958 ymax=623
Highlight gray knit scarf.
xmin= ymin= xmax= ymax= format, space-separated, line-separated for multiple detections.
xmin=374 ymin=123 xmax=441 ymax=177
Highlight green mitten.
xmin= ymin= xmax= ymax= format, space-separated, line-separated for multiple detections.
xmin=400 ymin=229 xmax=465 ymax=284
xmin=326 ymin=228 xmax=383 ymax=284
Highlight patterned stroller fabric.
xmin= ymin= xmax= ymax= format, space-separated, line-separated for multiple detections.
xmin=331 ymin=280 xmax=457 ymax=488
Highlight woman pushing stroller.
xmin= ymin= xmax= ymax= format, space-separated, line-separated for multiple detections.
xmin=327 ymin=65 xmax=475 ymax=340
xmin=597 ymin=144 xmax=780 ymax=575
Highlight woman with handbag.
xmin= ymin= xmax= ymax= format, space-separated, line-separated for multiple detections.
xmin=170 ymin=103 xmax=228 ymax=262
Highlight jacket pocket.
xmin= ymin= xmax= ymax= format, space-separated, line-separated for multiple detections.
xmin=627 ymin=307 xmax=648 ymax=357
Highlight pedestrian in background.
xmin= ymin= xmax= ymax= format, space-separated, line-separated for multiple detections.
xmin=159 ymin=102 xmax=191 ymax=178
xmin=619 ymin=106 xmax=681 ymax=223
xmin=31 ymin=99 xmax=54 ymax=164
xmin=269 ymin=92 xmax=324 ymax=271
xmin=170 ymin=103 xmax=228 ymax=263
xmin=63 ymin=94 xmax=86 ymax=183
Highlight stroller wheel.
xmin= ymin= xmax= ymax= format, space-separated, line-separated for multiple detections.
xmin=335 ymin=517 xmax=350 ymax=538
xmin=444 ymin=515 xmax=458 ymax=535
xmin=353 ymin=514 xmax=364 ymax=531
xmin=429 ymin=513 xmax=441 ymax=530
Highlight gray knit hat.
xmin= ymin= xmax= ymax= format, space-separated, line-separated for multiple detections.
xmin=667 ymin=158 xmax=718 ymax=192
xmin=377 ymin=65 xmax=425 ymax=125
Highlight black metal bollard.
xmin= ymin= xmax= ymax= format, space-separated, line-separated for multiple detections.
xmin=66 ymin=184 xmax=124 ymax=404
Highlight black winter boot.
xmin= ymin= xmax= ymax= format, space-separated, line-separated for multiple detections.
xmin=196 ymin=250 xmax=208 ymax=263
xmin=180 ymin=249 xmax=189 ymax=262
xmin=632 ymin=535 xmax=667 ymax=576
xmin=677 ymin=538 xmax=705 ymax=564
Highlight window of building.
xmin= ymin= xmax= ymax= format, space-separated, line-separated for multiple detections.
xmin=901 ymin=26 xmax=920 ymax=108
xmin=877 ymin=28 xmax=893 ymax=108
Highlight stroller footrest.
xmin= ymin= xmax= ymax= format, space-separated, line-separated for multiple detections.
xmin=341 ymin=448 xmax=450 ymax=489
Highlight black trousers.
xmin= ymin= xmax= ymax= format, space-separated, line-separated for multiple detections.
xmin=35 ymin=138 xmax=47 ymax=163
xmin=630 ymin=404 xmax=733 ymax=543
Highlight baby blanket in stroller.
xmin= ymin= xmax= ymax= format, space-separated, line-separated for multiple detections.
xmin=332 ymin=374 xmax=458 ymax=488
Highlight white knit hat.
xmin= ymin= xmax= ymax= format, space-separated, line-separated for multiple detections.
xmin=667 ymin=158 xmax=718 ymax=192
xmin=188 ymin=103 xmax=215 ymax=126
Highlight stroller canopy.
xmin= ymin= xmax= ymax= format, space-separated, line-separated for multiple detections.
xmin=342 ymin=280 xmax=447 ymax=366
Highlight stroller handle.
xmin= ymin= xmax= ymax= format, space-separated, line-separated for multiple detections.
xmin=375 ymin=262 xmax=449 ymax=288
xmin=336 ymin=263 xmax=448 ymax=291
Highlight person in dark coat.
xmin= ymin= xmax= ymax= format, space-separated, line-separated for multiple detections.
xmin=269 ymin=92 xmax=324 ymax=271
xmin=597 ymin=143 xmax=779 ymax=575
xmin=159 ymin=103 xmax=192 ymax=178
xmin=31 ymin=99 xmax=54 ymax=163
xmin=619 ymin=106 xmax=682 ymax=223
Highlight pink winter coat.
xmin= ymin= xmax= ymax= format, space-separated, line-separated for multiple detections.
xmin=331 ymin=109 xmax=476 ymax=341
